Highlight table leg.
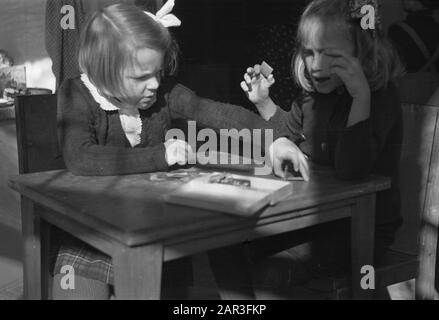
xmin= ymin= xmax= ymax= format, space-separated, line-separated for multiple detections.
xmin=113 ymin=244 xmax=164 ymax=300
xmin=21 ymin=197 xmax=51 ymax=299
xmin=351 ymin=194 xmax=376 ymax=300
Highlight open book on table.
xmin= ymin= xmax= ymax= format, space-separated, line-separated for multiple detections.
xmin=164 ymin=172 xmax=293 ymax=216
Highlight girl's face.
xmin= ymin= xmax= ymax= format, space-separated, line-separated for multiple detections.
xmin=302 ymin=20 xmax=355 ymax=94
xmin=122 ymin=47 xmax=164 ymax=111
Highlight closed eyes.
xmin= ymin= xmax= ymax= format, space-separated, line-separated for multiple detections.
xmin=303 ymin=49 xmax=314 ymax=57
xmin=133 ymin=70 xmax=163 ymax=81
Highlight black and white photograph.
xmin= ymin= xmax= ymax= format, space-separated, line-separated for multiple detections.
xmin=0 ymin=0 xmax=438 ymax=305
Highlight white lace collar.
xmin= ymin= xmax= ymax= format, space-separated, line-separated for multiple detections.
xmin=80 ymin=74 xmax=119 ymax=111
xmin=80 ymin=74 xmax=142 ymax=147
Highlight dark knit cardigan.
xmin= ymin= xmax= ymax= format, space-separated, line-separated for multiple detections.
xmin=57 ymin=77 xmax=282 ymax=176
xmin=268 ymin=85 xmax=403 ymax=245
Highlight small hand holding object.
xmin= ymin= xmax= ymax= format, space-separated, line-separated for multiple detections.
xmin=268 ymin=137 xmax=310 ymax=181
xmin=326 ymin=48 xmax=370 ymax=101
xmin=164 ymin=139 xmax=195 ymax=166
xmin=240 ymin=62 xmax=275 ymax=107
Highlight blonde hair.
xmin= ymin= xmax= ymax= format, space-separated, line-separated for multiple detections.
xmin=78 ymin=4 xmax=179 ymax=106
xmin=293 ymin=0 xmax=404 ymax=92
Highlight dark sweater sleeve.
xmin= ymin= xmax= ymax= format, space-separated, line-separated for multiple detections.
xmin=167 ymin=84 xmax=286 ymax=146
xmin=334 ymin=86 xmax=401 ymax=180
xmin=57 ymin=79 xmax=168 ymax=176
xmin=268 ymin=100 xmax=304 ymax=144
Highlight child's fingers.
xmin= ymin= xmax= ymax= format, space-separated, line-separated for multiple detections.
xmin=329 ymin=62 xmax=350 ymax=74
xmin=187 ymin=141 xmax=195 ymax=154
xmin=240 ymin=81 xmax=250 ymax=93
xmin=299 ymin=161 xmax=310 ymax=181
xmin=330 ymin=65 xmax=343 ymax=76
xmin=273 ymin=159 xmax=284 ymax=178
xmin=253 ymin=64 xmax=261 ymax=76
xmin=182 ymin=147 xmax=190 ymax=165
xmin=266 ymin=74 xmax=276 ymax=86
xmin=186 ymin=143 xmax=196 ymax=163
xmin=177 ymin=144 xmax=188 ymax=165
xmin=260 ymin=76 xmax=275 ymax=90
xmin=165 ymin=139 xmax=193 ymax=166
xmin=246 ymin=67 xmax=254 ymax=75
xmin=260 ymin=78 xmax=270 ymax=89
xmin=243 ymin=73 xmax=254 ymax=92
xmin=330 ymin=66 xmax=350 ymax=82
xmin=298 ymin=153 xmax=310 ymax=181
xmin=244 ymin=73 xmax=252 ymax=84
xmin=284 ymin=151 xmax=299 ymax=174
xmin=330 ymin=65 xmax=348 ymax=74
xmin=292 ymin=156 xmax=299 ymax=173
xmin=329 ymin=56 xmax=352 ymax=70
xmin=325 ymin=49 xmax=358 ymax=68
xmin=298 ymin=152 xmax=309 ymax=170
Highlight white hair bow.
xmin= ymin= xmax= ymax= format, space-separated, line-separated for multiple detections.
xmin=144 ymin=0 xmax=181 ymax=28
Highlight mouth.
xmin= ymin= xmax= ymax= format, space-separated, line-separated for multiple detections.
xmin=138 ymin=95 xmax=156 ymax=109
xmin=139 ymin=95 xmax=156 ymax=105
xmin=312 ymin=76 xmax=331 ymax=84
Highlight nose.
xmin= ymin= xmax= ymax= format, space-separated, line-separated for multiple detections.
xmin=311 ymin=52 xmax=324 ymax=73
xmin=311 ymin=52 xmax=332 ymax=76
xmin=146 ymin=75 xmax=160 ymax=91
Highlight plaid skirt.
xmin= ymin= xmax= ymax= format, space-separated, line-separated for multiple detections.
xmin=50 ymin=227 xmax=193 ymax=287
xmin=50 ymin=227 xmax=113 ymax=284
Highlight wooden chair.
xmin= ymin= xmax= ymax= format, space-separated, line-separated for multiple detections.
xmin=15 ymin=94 xmax=65 ymax=175
xmin=381 ymin=102 xmax=439 ymax=299
xmin=404 ymin=103 xmax=439 ymax=299
xmin=329 ymin=103 xmax=439 ymax=299
xmin=14 ymin=94 xmax=65 ymax=299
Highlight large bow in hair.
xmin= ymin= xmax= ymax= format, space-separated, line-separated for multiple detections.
xmin=144 ymin=0 xmax=181 ymax=28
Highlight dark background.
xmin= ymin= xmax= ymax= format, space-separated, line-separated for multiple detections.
xmin=167 ymin=0 xmax=309 ymax=111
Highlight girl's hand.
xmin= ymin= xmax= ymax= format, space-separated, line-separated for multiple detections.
xmin=164 ymin=139 xmax=195 ymax=166
xmin=240 ymin=64 xmax=275 ymax=108
xmin=268 ymin=137 xmax=310 ymax=181
xmin=326 ymin=48 xmax=371 ymax=101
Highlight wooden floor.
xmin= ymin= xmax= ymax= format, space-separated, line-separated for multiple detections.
xmin=0 ymin=236 xmax=421 ymax=300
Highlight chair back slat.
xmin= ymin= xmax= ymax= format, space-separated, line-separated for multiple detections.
xmin=416 ymin=104 xmax=439 ymax=299
xmin=396 ymin=103 xmax=439 ymax=254
xmin=397 ymin=103 xmax=439 ymax=299
xmin=15 ymin=94 xmax=65 ymax=174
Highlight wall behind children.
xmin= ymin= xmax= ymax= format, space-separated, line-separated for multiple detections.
xmin=0 ymin=0 xmax=55 ymax=91
xmin=0 ymin=0 xmax=129 ymax=93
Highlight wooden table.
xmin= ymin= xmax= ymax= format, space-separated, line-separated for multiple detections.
xmin=9 ymin=166 xmax=390 ymax=300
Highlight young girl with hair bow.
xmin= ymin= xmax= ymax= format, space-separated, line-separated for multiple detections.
xmin=54 ymin=0 xmax=308 ymax=299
